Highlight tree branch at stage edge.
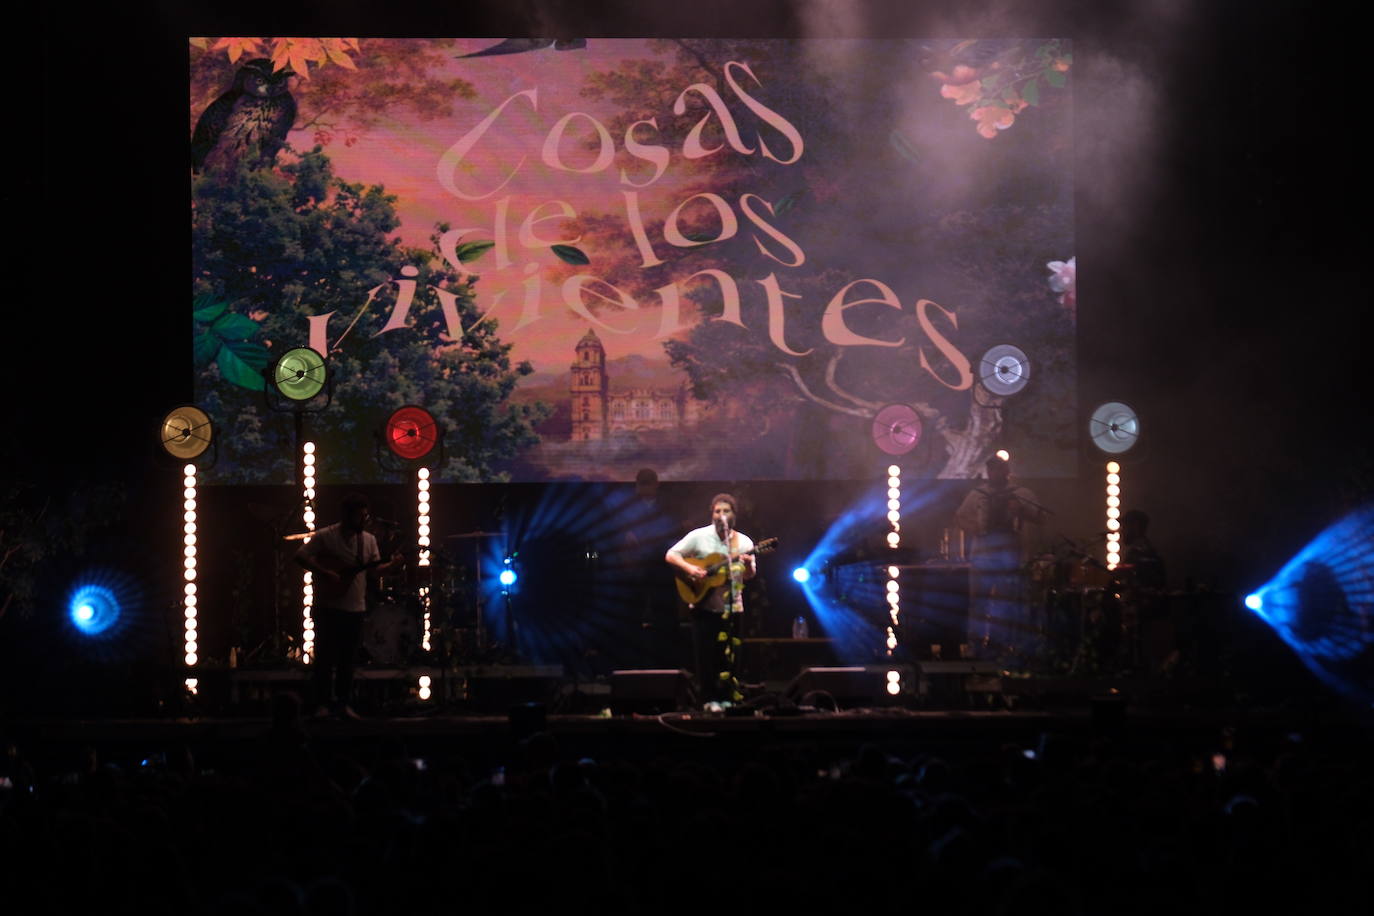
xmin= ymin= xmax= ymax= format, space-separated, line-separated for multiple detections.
xmin=775 ymin=360 xmax=1002 ymax=478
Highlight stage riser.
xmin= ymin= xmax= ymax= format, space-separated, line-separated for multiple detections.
xmin=167 ymin=665 xmax=1217 ymax=718
xmin=203 ymin=666 xmax=563 ymax=714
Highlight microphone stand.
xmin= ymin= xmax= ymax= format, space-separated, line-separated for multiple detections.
xmin=244 ymin=496 xmax=308 ymax=666
xmin=721 ymin=520 xmax=743 ymax=702
xmin=1007 ymin=490 xmax=1055 ymax=519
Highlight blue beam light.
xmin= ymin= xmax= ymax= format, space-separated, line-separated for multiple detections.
xmin=486 ymin=482 xmax=683 ymax=666
xmin=1245 ymin=504 xmax=1374 ymax=704
xmin=68 ymin=584 xmax=120 ymax=637
xmin=795 ymin=481 xmax=942 ymax=661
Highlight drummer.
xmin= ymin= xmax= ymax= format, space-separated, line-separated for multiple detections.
xmin=1120 ymin=510 xmax=1165 ymax=589
xmin=1119 ymin=509 xmax=1173 ymax=671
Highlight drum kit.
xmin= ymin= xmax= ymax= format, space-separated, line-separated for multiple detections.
xmin=1026 ymin=535 xmax=1146 ymax=674
xmin=282 ymin=524 xmax=512 ymax=668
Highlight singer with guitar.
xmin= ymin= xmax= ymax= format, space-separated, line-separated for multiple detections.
xmin=665 ymin=493 xmax=759 ymax=705
xmin=295 ymin=492 xmax=404 ymax=719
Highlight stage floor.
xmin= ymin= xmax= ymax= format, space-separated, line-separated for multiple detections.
xmin=7 ymin=662 xmax=1288 ymax=768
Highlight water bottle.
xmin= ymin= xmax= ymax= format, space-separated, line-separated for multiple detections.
xmin=792 ymin=615 xmax=809 ymax=639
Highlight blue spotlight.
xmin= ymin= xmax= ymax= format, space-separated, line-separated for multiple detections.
xmin=793 ymin=482 xmax=943 ymax=661
xmin=792 ymin=567 xmax=811 ymax=584
xmin=498 ymin=568 xmax=517 ymax=587
xmin=1246 ymin=504 xmax=1374 ymax=704
xmin=68 ymin=584 xmax=120 ymax=636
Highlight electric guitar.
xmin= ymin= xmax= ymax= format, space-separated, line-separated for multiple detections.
xmin=675 ymin=537 xmax=778 ymax=607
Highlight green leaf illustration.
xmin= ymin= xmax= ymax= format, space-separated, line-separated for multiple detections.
xmin=552 ymin=244 xmax=590 ymax=265
xmin=193 ymin=296 xmax=228 ymax=322
xmin=1045 ymin=69 xmax=1066 ymax=88
xmin=216 ymin=342 xmax=268 ymax=391
xmin=194 ymin=331 xmax=219 ymax=367
xmin=775 ymin=188 xmax=806 ymax=213
xmin=889 ymin=131 xmax=920 ymax=165
xmin=453 ymin=240 xmax=496 ymax=263
xmin=209 ymin=311 xmax=260 ymax=341
xmin=1023 ymin=78 xmax=1040 ymax=107
xmin=221 ymin=338 xmax=272 ymax=370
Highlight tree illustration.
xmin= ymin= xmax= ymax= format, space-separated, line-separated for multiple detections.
xmin=192 ymin=148 xmax=547 ymax=483
xmin=190 ymin=38 xmax=477 ymax=149
xmin=555 ymin=39 xmax=1074 ymax=478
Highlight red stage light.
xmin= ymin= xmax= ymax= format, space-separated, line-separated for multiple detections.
xmin=385 ymin=406 xmax=439 ymax=460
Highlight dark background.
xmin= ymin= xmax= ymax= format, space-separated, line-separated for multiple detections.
xmin=9 ymin=1 xmax=1367 ymax=701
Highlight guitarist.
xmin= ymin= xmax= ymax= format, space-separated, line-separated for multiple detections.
xmin=295 ymin=493 xmax=404 ymax=719
xmin=665 ymin=493 xmax=756 ymax=704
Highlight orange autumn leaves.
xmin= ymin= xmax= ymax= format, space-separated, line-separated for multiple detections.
xmin=932 ymin=41 xmax=1071 ymax=139
xmin=190 ymin=37 xmax=361 ymax=77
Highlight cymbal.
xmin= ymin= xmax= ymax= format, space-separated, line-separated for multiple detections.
xmin=444 ymin=531 xmax=503 ymax=539
xmin=282 ymin=531 xmax=313 ymax=541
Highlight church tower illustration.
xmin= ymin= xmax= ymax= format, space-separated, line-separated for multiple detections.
xmin=570 ymin=328 xmax=608 ymax=441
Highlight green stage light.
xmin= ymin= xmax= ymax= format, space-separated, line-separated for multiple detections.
xmin=271 ymin=347 xmax=328 ymax=402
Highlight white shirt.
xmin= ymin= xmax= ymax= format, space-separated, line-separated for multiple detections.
xmin=296 ymin=523 xmax=380 ymax=612
xmin=954 ymin=483 xmax=1045 ymax=561
xmin=670 ymin=525 xmax=755 ymax=613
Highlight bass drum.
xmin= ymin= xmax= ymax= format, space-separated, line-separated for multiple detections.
xmin=362 ymin=601 xmax=417 ymax=665
xmin=1067 ymin=558 xmax=1114 ymax=589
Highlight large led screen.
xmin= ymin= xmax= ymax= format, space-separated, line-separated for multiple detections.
xmin=191 ymin=38 xmax=1075 ymax=483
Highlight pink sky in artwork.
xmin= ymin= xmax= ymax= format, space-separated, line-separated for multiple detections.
xmin=300 ymin=39 xmax=702 ymax=375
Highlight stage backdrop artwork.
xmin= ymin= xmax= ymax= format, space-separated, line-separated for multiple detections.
xmin=190 ymin=38 xmax=1075 ymax=484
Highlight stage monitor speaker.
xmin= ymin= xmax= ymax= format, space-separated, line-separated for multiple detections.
xmin=917 ymin=660 xmax=1004 ymax=707
xmin=467 ymin=669 xmax=561 ymax=712
xmin=610 ymin=669 xmax=694 ymax=715
xmin=739 ymin=638 xmax=838 ymax=683
xmin=784 ymin=665 xmax=915 ymax=709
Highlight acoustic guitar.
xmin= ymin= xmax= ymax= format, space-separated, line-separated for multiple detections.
xmin=311 ymin=556 xmax=392 ymax=606
xmin=675 ymin=537 xmax=778 ymax=607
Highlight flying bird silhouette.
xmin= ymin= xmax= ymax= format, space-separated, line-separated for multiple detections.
xmin=191 ymin=59 xmax=297 ymax=174
xmin=456 ymin=38 xmax=586 ymax=58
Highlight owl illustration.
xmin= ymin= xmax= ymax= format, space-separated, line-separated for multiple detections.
xmin=191 ymin=59 xmax=297 ymax=174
